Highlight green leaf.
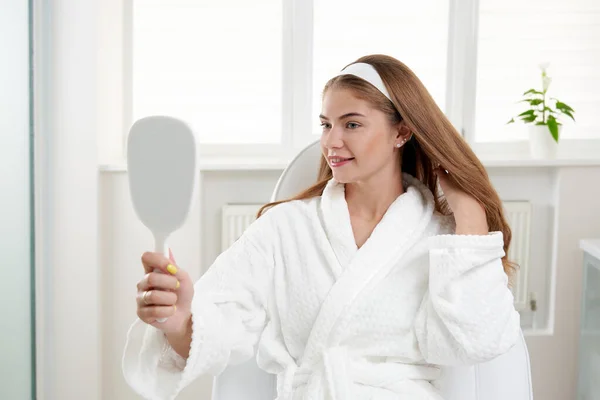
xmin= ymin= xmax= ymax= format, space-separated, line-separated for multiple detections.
xmin=520 ymin=98 xmax=543 ymax=106
xmin=543 ymin=106 xmax=557 ymax=114
xmin=547 ymin=116 xmax=559 ymax=143
xmin=555 ymin=101 xmax=574 ymax=112
xmin=518 ymin=110 xmax=536 ymax=117
xmin=523 ymin=88 xmax=544 ymax=96
xmin=562 ymin=109 xmax=576 ymax=121
xmin=506 ymin=118 xmax=515 ymax=124
xmin=520 ymin=114 xmax=537 ymax=123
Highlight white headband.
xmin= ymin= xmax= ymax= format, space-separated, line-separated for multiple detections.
xmin=336 ymin=62 xmax=392 ymax=102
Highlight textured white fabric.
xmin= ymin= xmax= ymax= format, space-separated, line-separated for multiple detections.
xmin=336 ymin=62 xmax=392 ymax=101
xmin=122 ymin=173 xmax=520 ymax=400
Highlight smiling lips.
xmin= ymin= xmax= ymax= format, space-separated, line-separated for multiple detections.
xmin=328 ymin=156 xmax=355 ymax=167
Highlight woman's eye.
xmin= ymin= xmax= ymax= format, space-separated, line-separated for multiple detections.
xmin=320 ymin=122 xmax=331 ymax=129
xmin=347 ymin=122 xmax=360 ymax=129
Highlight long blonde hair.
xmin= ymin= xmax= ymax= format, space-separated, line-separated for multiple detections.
xmin=258 ymin=54 xmax=516 ymax=278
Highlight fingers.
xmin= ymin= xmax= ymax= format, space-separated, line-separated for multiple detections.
xmin=137 ymin=304 xmax=177 ymax=323
xmin=137 ymin=272 xmax=179 ymax=292
xmin=137 ymin=289 xmax=177 ymax=307
xmin=141 ymin=251 xmax=179 ymax=276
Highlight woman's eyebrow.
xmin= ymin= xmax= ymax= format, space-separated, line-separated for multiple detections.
xmin=319 ymin=112 xmax=366 ymax=120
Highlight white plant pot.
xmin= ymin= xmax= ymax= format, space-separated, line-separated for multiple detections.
xmin=528 ymin=124 xmax=560 ymax=159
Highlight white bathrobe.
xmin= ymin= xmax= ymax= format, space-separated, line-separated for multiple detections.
xmin=122 ymin=173 xmax=520 ymax=400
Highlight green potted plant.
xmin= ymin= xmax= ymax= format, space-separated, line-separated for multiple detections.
xmin=507 ymin=63 xmax=575 ymax=159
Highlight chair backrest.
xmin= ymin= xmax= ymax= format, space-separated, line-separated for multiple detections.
xmin=269 ymin=140 xmax=323 ymax=202
xmin=213 ymin=140 xmax=533 ymax=400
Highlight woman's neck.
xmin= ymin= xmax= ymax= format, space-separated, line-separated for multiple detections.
xmin=344 ymin=169 xmax=404 ymax=222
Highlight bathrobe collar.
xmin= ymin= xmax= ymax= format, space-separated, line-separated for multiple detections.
xmin=319 ymin=172 xmax=435 ymax=272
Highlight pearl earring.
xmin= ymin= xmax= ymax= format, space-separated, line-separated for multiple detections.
xmin=395 ymin=143 xmax=401 ymax=148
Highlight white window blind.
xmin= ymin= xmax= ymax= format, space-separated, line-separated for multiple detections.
xmin=474 ymin=0 xmax=600 ymax=142
xmin=312 ymin=0 xmax=449 ymax=136
xmin=132 ymin=0 xmax=282 ymax=144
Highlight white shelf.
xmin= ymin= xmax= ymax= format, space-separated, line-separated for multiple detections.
xmin=522 ymin=327 xmax=554 ymax=337
xmin=581 ymin=239 xmax=600 ymax=261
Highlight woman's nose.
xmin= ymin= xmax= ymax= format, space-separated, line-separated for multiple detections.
xmin=324 ymin=126 xmax=343 ymax=149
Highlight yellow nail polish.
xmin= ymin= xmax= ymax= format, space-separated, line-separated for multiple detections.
xmin=176 ymin=280 xmax=180 ymax=289
xmin=173 ymin=305 xmax=177 ymax=312
xmin=167 ymin=264 xmax=178 ymax=275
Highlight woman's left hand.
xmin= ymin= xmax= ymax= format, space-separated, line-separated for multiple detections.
xmin=435 ymin=167 xmax=489 ymax=235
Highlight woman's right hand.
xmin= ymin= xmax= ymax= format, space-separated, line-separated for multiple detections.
xmin=137 ymin=249 xmax=194 ymax=337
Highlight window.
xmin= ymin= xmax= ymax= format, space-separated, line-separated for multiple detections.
xmin=132 ymin=0 xmax=283 ymax=144
xmin=124 ymin=0 xmax=600 ymax=161
xmin=474 ymin=0 xmax=600 ymax=142
xmin=312 ymin=0 xmax=450 ymax=136
xmin=130 ymin=0 xmax=449 ymax=150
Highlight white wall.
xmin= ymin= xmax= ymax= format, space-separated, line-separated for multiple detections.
xmin=34 ymin=2 xmax=600 ymax=398
xmin=94 ymin=166 xmax=600 ymax=400
xmin=34 ymin=0 xmax=102 ymax=398
xmin=0 ymin=1 xmax=33 ymax=399
xmin=524 ymin=167 xmax=600 ymax=400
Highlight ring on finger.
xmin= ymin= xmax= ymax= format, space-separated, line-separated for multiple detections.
xmin=142 ymin=290 xmax=152 ymax=305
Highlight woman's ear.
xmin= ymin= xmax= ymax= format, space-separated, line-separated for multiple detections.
xmin=395 ymin=121 xmax=412 ymax=142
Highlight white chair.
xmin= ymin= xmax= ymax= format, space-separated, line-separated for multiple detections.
xmin=212 ymin=140 xmax=534 ymax=400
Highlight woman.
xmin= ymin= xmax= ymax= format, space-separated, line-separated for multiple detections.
xmin=123 ymin=54 xmax=520 ymax=400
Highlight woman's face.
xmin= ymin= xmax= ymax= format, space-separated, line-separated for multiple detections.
xmin=320 ymin=88 xmax=405 ymax=184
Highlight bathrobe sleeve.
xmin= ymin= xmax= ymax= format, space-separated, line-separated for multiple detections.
xmin=414 ymin=231 xmax=521 ymax=366
xmin=122 ymin=212 xmax=276 ymax=400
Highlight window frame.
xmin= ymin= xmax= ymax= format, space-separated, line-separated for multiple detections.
xmin=456 ymin=0 xmax=600 ymax=157
xmin=120 ymin=0 xmax=600 ymax=164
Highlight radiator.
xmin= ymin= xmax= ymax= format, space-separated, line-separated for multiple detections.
xmin=221 ymin=201 xmax=532 ymax=310
xmin=221 ymin=204 xmax=263 ymax=252
xmin=503 ymin=201 xmax=532 ymax=311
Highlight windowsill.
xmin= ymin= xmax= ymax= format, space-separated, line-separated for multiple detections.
xmin=472 ymin=138 xmax=600 ymax=167
xmin=99 ymin=157 xmax=291 ymax=172
xmin=99 ymin=138 xmax=600 ymax=172
xmin=98 ymin=154 xmax=600 ymax=172
xmin=480 ymin=157 xmax=600 ymax=168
